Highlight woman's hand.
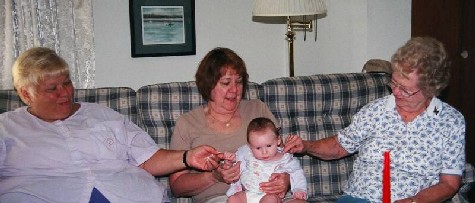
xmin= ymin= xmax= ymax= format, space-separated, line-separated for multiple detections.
xmin=187 ymin=145 xmax=224 ymax=171
xmin=211 ymin=161 xmax=241 ymax=184
xmin=283 ymin=135 xmax=306 ymax=154
xmin=259 ymin=173 xmax=290 ymax=198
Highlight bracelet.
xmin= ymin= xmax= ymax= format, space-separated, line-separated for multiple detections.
xmin=183 ymin=150 xmax=191 ymax=168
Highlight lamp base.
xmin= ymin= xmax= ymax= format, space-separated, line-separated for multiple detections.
xmin=286 ymin=31 xmax=295 ymax=77
xmin=286 ymin=17 xmax=295 ymax=77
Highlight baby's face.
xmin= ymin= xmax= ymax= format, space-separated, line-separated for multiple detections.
xmin=248 ymin=128 xmax=280 ymax=161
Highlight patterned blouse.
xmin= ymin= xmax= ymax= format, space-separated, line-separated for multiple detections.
xmin=338 ymin=95 xmax=465 ymax=202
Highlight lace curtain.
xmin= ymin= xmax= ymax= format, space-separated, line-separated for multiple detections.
xmin=0 ymin=0 xmax=95 ymax=89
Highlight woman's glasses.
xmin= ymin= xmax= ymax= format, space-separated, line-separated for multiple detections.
xmin=388 ymin=80 xmax=421 ymax=97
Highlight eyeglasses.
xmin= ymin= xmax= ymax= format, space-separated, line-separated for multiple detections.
xmin=388 ymin=80 xmax=421 ymax=97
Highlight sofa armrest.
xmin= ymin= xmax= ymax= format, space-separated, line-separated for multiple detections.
xmin=454 ymin=163 xmax=475 ymax=203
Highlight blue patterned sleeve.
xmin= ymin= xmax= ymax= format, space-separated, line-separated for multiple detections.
xmin=337 ymin=97 xmax=389 ymax=154
xmin=441 ymin=112 xmax=465 ymax=175
xmin=337 ymin=104 xmax=375 ymax=154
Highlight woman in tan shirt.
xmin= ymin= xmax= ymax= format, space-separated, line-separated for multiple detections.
xmin=169 ymin=47 xmax=303 ymax=203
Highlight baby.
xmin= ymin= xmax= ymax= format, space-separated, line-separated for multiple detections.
xmin=226 ymin=117 xmax=307 ymax=203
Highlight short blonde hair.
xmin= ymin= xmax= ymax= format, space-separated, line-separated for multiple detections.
xmin=391 ymin=37 xmax=449 ymax=96
xmin=12 ymin=47 xmax=69 ymax=102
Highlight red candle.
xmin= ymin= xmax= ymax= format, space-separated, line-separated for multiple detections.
xmin=383 ymin=151 xmax=391 ymax=203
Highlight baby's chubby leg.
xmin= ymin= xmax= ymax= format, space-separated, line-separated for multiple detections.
xmin=260 ymin=194 xmax=281 ymax=203
xmin=227 ymin=191 xmax=247 ymax=203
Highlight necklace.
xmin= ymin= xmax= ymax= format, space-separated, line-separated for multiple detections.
xmin=207 ymin=105 xmax=236 ymax=127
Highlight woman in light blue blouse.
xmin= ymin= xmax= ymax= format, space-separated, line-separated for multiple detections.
xmin=0 ymin=47 xmax=226 ymax=203
xmin=284 ymin=37 xmax=465 ymax=203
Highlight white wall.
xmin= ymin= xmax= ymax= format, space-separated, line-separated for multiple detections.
xmin=93 ymin=0 xmax=411 ymax=90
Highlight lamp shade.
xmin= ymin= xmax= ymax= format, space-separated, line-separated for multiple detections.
xmin=253 ymin=0 xmax=327 ymax=16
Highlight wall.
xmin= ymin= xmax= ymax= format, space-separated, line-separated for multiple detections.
xmin=93 ymin=0 xmax=411 ymax=90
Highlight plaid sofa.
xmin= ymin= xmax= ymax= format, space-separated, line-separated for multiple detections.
xmin=1 ymin=73 xmax=474 ymax=203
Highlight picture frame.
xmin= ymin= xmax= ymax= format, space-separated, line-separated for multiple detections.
xmin=129 ymin=0 xmax=195 ymax=57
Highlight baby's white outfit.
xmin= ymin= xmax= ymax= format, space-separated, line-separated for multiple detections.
xmin=226 ymin=145 xmax=307 ymax=203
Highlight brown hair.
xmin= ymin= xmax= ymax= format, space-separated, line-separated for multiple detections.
xmin=246 ymin=117 xmax=280 ymax=142
xmin=391 ymin=37 xmax=450 ymax=96
xmin=195 ymin=47 xmax=249 ymax=101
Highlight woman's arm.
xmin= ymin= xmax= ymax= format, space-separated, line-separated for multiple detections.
xmin=284 ymin=135 xmax=349 ymax=160
xmin=140 ymin=145 xmax=223 ymax=176
xmin=169 ymin=162 xmax=241 ymax=197
xmin=169 ymin=170 xmax=217 ymax=197
xmin=394 ymin=174 xmax=461 ymax=203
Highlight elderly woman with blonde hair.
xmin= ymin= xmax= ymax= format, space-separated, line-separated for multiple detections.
xmin=285 ymin=37 xmax=465 ymax=203
xmin=0 ymin=47 xmax=225 ymax=203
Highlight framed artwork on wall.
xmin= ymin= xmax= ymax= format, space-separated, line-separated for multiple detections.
xmin=129 ymin=0 xmax=195 ymax=57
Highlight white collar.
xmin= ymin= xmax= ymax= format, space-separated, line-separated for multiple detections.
xmin=385 ymin=94 xmax=443 ymax=117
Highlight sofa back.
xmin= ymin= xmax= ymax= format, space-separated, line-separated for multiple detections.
xmin=0 ymin=87 xmax=138 ymax=124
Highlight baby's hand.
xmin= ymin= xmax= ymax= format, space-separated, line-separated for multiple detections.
xmin=293 ymin=191 xmax=307 ymax=200
xmin=219 ymin=151 xmax=236 ymax=166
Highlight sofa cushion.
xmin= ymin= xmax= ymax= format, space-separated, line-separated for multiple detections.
xmin=260 ymin=73 xmax=391 ymax=199
xmin=0 ymin=87 xmax=138 ymax=124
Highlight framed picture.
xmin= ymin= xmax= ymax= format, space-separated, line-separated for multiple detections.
xmin=129 ymin=0 xmax=195 ymax=57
